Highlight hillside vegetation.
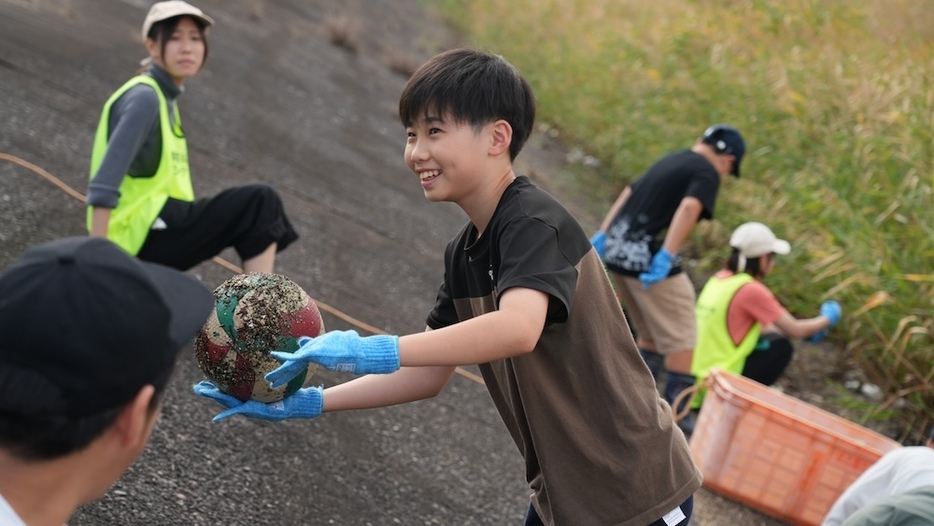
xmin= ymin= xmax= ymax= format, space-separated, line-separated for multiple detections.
xmin=437 ymin=0 xmax=934 ymax=433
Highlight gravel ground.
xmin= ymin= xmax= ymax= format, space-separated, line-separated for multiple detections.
xmin=1 ymin=0 xmax=792 ymax=524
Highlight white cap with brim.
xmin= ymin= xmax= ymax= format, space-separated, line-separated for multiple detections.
xmin=142 ymin=1 xmax=214 ymax=41
xmin=730 ymin=222 xmax=791 ymax=258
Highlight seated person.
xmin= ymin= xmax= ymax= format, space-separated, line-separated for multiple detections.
xmin=689 ymin=222 xmax=841 ymax=408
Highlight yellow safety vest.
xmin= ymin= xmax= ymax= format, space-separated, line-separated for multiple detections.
xmin=88 ymin=75 xmax=194 ymax=255
xmin=690 ymin=273 xmax=761 ymax=408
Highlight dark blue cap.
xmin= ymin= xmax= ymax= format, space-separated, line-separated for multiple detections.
xmin=702 ymin=124 xmax=746 ymax=177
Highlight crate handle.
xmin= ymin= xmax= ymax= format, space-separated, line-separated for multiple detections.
xmin=672 ymin=375 xmax=714 ymax=423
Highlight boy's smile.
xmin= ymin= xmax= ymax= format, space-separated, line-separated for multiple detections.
xmin=405 ymin=113 xmax=490 ymax=204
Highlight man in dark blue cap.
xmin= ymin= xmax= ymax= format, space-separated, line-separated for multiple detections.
xmin=0 ymin=237 xmax=213 ymax=526
xmin=590 ymin=124 xmax=746 ymax=434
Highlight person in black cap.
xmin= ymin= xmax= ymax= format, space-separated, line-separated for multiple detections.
xmin=0 ymin=237 xmax=213 ymax=526
xmin=589 ymin=124 xmax=745 ymax=434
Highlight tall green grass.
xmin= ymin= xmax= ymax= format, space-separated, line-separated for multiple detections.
xmin=436 ymin=0 xmax=934 ymax=425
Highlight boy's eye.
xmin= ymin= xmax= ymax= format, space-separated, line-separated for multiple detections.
xmin=429 ymin=128 xmax=442 ymax=135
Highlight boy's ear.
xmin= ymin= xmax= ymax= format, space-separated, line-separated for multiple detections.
xmin=488 ymin=119 xmax=513 ymax=157
xmin=113 ymin=385 xmax=158 ymax=449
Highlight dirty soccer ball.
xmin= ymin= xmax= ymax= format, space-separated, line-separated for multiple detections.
xmin=194 ymin=273 xmax=325 ymax=403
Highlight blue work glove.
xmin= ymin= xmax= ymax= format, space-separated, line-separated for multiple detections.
xmin=590 ymin=231 xmax=607 ymax=259
xmin=821 ymin=300 xmax=842 ymax=327
xmin=266 ymin=330 xmax=400 ymax=388
xmin=805 ymin=301 xmax=842 ymax=343
xmin=192 ymin=381 xmax=324 ymax=422
xmin=638 ymin=247 xmax=676 ymax=289
xmin=805 ymin=328 xmax=828 ymax=344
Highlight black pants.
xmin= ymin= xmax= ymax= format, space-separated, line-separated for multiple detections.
xmin=741 ymin=332 xmax=794 ymax=386
xmin=137 ymin=183 xmax=299 ymax=271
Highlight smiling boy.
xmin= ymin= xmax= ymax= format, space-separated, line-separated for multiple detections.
xmin=196 ymin=48 xmax=701 ymax=525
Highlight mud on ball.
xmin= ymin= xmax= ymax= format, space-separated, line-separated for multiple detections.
xmin=194 ymin=273 xmax=325 ymax=402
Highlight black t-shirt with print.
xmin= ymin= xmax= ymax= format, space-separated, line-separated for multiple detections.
xmin=603 ymin=149 xmax=720 ymax=276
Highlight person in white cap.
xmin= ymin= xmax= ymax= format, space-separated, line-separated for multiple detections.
xmin=86 ymin=1 xmax=298 ymax=272
xmin=688 ymin=221 xmax=842 ymax=410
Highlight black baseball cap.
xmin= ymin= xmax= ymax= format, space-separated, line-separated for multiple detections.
xmin=0 ymin=237 xmax=214 ymax=418
xmin=702 ymin=124 xmax=746 ymax=177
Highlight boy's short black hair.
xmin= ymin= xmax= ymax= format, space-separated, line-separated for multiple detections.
xmin=399 ymin=48 xmax=536 ymax=161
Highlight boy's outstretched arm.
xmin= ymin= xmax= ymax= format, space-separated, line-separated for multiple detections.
xmin=323 ymin=364 xmax=457 ymax=411
xmin=273 ymin=286 xmax=549 ymax=376
xmin=270 ymin=286 xmax=548 ymax=371
xmin=322 ymin=286 xmax=549 ymax=412
xmin=196 ymin=287 xmax=550 ymax=420
xmin=400 ymin=287 xmax=550 ymax=366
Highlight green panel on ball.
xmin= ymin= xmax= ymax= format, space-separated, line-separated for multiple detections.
xmin=215 ymin=292 xmax=239 ymax=340
xmin=285 ymin=366 xmax=309 ymax=397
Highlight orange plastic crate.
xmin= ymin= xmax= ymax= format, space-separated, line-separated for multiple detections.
xmin=689 ymin=369 xmax=901 ymax=526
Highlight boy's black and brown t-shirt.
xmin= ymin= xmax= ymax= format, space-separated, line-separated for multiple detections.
xmin=427 ymin=176 xmax=702 ymax=526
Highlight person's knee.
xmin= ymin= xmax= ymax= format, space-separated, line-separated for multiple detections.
xmin=243 ymin=182 xmax=280 ymax=200
xmin=763 ymin=333 xmax=794 ymax=360
xmin=742 ymin=333 xmax=794 ymax=385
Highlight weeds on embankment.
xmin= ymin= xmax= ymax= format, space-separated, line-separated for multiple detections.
xmin=436 ymin=0 xmax=934 ymax=437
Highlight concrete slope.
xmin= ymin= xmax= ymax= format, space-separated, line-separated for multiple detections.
xmin=1 ymin=1 xmax=530 ymax=524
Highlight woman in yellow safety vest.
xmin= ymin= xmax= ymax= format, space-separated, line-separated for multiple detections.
xmin=690 ymin=222 xmax=842 ymax=408
xmin=87 ymin=1 xmax=297 ymax=272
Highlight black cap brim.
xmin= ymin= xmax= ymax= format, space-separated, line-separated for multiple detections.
xmin=138 ymin=260 xmax=215 ymax=351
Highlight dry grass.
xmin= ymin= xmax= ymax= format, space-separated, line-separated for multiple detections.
xmin=436 ymin=0 xmax=934 ymax=426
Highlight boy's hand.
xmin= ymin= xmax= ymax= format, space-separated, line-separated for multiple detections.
xmin=589 ymin=231 xmax=607 ymax=259
xmin=192 ymin=381 xmax=324 ymax=421
xmin=266 ymin=330 xmax=400 ymax=387
xmin=639 ymin=247 xmax=676 ymax=288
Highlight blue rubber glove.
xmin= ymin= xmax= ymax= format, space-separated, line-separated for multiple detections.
xmin=590 ymin=231 xmax=607 ymax=259
xmin=821 ymin=300 xmax=842 ymax=327
xmin=639 ymin=247 xmax=676 ymax=289
xmin=805 ymin=328 xmax=828 ymax=344
xmin=192 ymin=381 xmax=324 ymax=422
xmin=266 ymin=330 xmax=400 ymax=388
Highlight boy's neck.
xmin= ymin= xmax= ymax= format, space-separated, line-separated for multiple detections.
xmin=461 ymin=167 xmax=516 ymax=238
